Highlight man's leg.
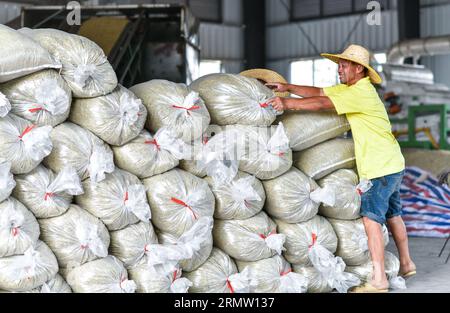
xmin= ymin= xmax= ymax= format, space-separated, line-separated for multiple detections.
xmin=387 ymin=216 xmax=416 ymax=275
xmin=362 ymin=217 xmax=389 ymax=288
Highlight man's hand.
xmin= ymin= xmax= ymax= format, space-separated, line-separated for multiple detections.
xmin=265 ymin=82 xmax=290 ymax=93
xmin=267 ymin=97 xmax=287 ymax=112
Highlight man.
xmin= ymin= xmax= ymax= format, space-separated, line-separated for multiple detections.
xmin=266 ymin=44 xmax=416 ymax=293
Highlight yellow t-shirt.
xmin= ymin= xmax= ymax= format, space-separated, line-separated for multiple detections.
xmin=323 ymin=77 xmax=405 ymax=180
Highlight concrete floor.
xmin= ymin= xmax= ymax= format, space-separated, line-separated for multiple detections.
xmin=386 ymin=236 xmax=450 ymax=293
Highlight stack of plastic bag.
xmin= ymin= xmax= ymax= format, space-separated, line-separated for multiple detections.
xmin=64 ymin=256 xmax=136 ymax=293
xmin=0 ymin=113 xmax=52 ymax=174
xmin=213 ymin=211 xmax=286 ymax=262
xmin=142 ymin=169 xmax=215 ymax=237
xmin=205 ymin=171 xmax=265 ymax=220
xmin=112 ymin=128 xmax=187 ymax=179
xmin=328 ymin=218 xmax=389 ymax=266
xmin=74 ymin=168 xmax=151 ymax=231
xmin=183 ymin=247 xmax=250 ymax=293
xmin=44 ymin=122 xmax=114 ymax=184
xmin=0 ymin=69 xmax=71 ymax=127
xmin=292 ymin=265 xmax=333 ymax=293
xmin=0 ymin=24 xmax=61 ymax=83
xmin=69 ymin=85 xmax=147 ymax=146
xmin=236 ymin=255 xmax=308 ymax=293
xmin=19 ymin=27 xmax=117 ymax=98
xmin=317 ymin=169 xmax=361 ymax=220
xmin=13 ymin=165 xmax=83 ymax=219
xmin=179 ymin=125 xmax=224 ymax=177
xmin=230 ymin=124 xmax=292 ymax=180
xmin=18 ymin=274 xmax=72 ymax=293
xmin=109 ymin=221 xmax=159 ymax=268
xmin=263 ymin=167 xmax=325 ymax=223
xmin=0 ymin=241 xmax=59 ymax=292
xmin=38 ymin=204 xmax=110 ymax=268
xmin=189 ymin=73 xmax=278 ymax=126
xmin=276 ymin=111 xmax=350 ymax=151
xmin=293 ymin=138 xmax=355 ymax=180
xmin=130 ymin=79 xmax=210 ymax=143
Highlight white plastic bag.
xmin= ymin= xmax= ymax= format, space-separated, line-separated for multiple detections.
xmin=0 ymin=24 xmax=61 ymax=83
xmin=156 ymin=216 xmax=214 ymax=272
xmin=276 ymin=111 xmax=350 ymax=151
xmin=0 ymin=241 xmax=58 ymax=292
xmin=13 ymin=165 xmax=83 ymax=219
xmin=317 ymin=169 xmax=361 ymax=220
xmin=292 ymin=265 xmax=333 ymax=293
xmin=130 ymin=80 xmax=210 ymax=143
xmin=65 ymin=256 xmax=135 ymax=293
xmin=109 ymin=221 xmax=159 ymax=268
xmin=205 ymin=171 xmax=265 ymax=220
xmin=112 ymin=128 xmax=187 ymax=179
xmin=0 ymin=114 xmax=53 ymax=174
xmin=0 ymin=69 xmax=71 ymax=127
xmin=19 ymin=28 xmax=117 ymax=98
xmin=328 ymin=218 xmax=390 ymax=266
xmin=0 ymin=91 xmax=11 ymax=117
xmin=345 ymin=251 xmax=401 ymax=286
xmin=179 ymin=125 xmax=224 ymax=177
xmin=213 ymin=211 xmax=285 ymax=262
xmin=142 ymin=169 xmax=215 ymax=237
xmin=230 ymin=124 xmax=293 ymax=180
xmin=0 ymin=160 xmax=15 ymax=203
xmin=27 ymin=274 xmax=72 ymax=293
xmin=38 ymin=205 xmax=110 ymax=268
xmin=236 ymin=255 xmax=308 ymax=293
xmin=129 ymin=260 xmax=191 ymax=293
xmin=183 ymin=247 xmax=250 ymax=293
xmin=307 ymin=241 xmax=361 ymax=293
xmin=0 ymin=198 xmax=40 ymax=258
xmin=263 ymin=167 xmax=320 ymax=223
xmin=44 ymin=122 xmax=114 ymax=184
xmin=293 ymin=138 xmax=356 ymax=180
xmin=75 ymin=168 xmax=151 ymax=231
xmin=189 ymin=73 xmax=277 ymax=126
xmin=69 ymin=85 xmax=147 ymax=146
xmin=275 ymin=215 xmax=337 ymax=266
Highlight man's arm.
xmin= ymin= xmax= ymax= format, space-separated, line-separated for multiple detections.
xmin=265 ymin=83 xmax=324 ymax=98
xmin=268 ymin=96 xmax=335 ymax=112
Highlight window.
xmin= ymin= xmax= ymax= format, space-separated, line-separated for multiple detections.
xmin=199 ymin=60 xmax=222 ymax=77
xmin=372 ymin=52 xmax=387 ymax=73
xmin=290 ymin=58 xmax=339 ymax=88
xmin=148 ymin=0 xmax=222 ymax=23
xmin=291 ymin=0 xmax=391 ymax=21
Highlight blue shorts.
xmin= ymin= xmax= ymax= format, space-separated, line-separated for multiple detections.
xmin=360 ymin=170 xmax=405 ymax=225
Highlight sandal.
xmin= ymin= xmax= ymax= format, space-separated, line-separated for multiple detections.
xmin=349 ymin=282 xmax=389 ymax=293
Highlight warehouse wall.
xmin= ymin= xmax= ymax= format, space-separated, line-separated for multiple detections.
xmin=265 ymin=0 xmax=399 ymax=79
xmin=0 ymin=2 xmax=22 ymax=25
xmin=199 ymin=0 xmax=244 ymax=73
xmin=421 ymin=3 xmax=450 ymax=88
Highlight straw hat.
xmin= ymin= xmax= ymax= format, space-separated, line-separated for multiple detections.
xmin=321 ymin=44 xmax=382 ymax=84
xmin=239 ymin=68 xmax=290 ymax=97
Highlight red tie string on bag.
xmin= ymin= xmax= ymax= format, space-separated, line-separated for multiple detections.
xmin=260 ymin=102 xmax=269 ymax=108
xmin=226 ymin=278 xmax=235 ymax=293
xmin=172 ymin=270 xmax=179 ymax=283
xmin=44 ymin=192 xmax=54 ymax=201
xmin=308 ymin=233 xmax=318 ymax=249
xmin=170 ymin=197 xmax=198 ymax=220
xmin=280 ymin=268 xmax=292 ymax=276
xmin=18 ymin=125 xmax=35 ymax=140
xmin=28 ymin=107 xmax=43 ymax=113
xmin=124 ymin=191 xmax=129 ymax=203
xmin=11 ymin=227 xmax=19 ymax=237
xmin=172 ymin=105 xmax=200 ymax=116
xmin=259 ymin=229 xmax=277 ymax=240
xmin=145 ymin=138 xmax=160 ymax=151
